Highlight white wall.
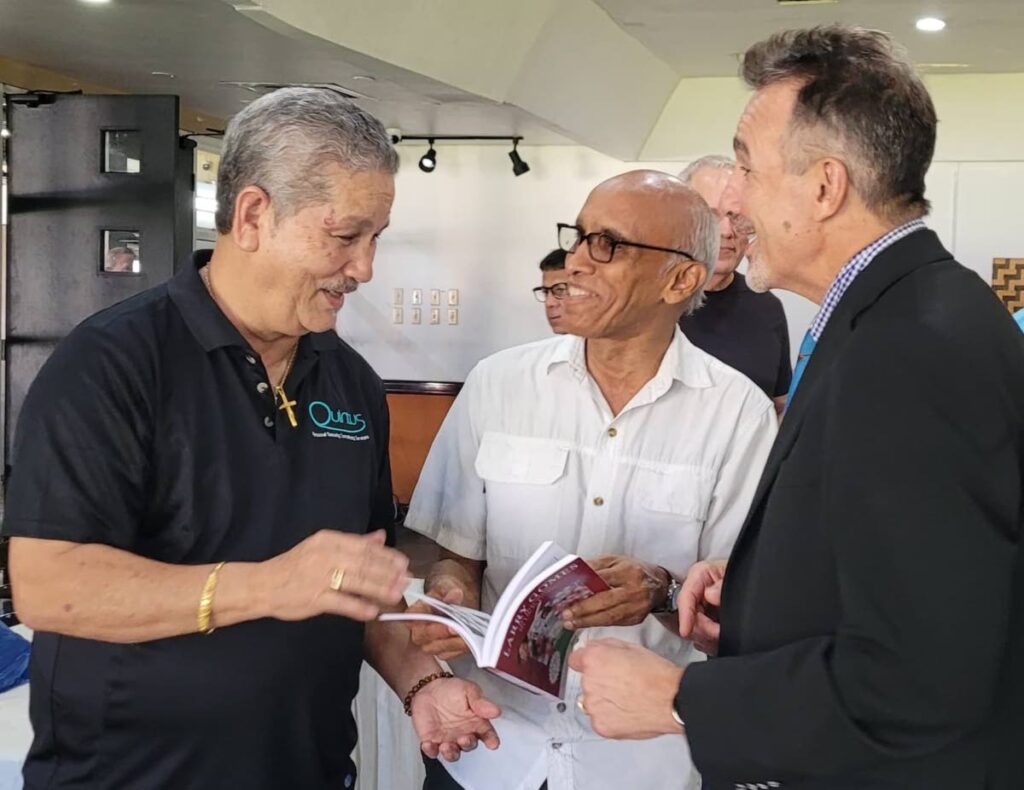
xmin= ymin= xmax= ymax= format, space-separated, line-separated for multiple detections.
xmin=341 ymin=145 xmax=686 ymax=380
xmin=340 ymin=145 xmax=1024 ymax=382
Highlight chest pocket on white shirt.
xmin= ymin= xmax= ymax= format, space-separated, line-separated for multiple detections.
xmin=627 ymin=465 xmax=713 ymax=566
xmin=474 ymin=432 xmax=568 ymax=557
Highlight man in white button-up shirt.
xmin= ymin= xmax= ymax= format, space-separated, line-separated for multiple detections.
xmin=404 ymin=170 xmax=778 ymax=790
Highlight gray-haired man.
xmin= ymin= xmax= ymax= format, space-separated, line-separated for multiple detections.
xmin=677 ymin=156 xmax=792 ymax=414
xmin=405 ymin=171 xmax=777 ymax=790
xmin=4 ymin=87 xmax=500 ymax=789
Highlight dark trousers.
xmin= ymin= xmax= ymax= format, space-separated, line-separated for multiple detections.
xmin=422 ymin=756 xmax=547 ymax=790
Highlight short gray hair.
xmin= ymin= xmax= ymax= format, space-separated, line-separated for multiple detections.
xmin=678 ymin=155 xmax=735 ymax=186
xmin=668 ymin=187 xmax=720 ymax=316
xmin=215 ymin=87 xmax=399 ymax=234
xmin=741 ymin=25 xmax=936 ymax=222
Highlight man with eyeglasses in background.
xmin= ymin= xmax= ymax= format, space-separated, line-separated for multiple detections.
xmin=533 ymin=248 xmax=569 ymax=334
xmin=401 ymin=170 xmax=777 ymax=790
xmin=678 ymin=156 xmax=792 ymax=415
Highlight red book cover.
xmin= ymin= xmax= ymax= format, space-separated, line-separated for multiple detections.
xmin=491 ymin=557 xmax=609 ymax=698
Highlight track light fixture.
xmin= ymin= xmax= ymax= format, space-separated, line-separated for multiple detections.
xmin=400 ymin=135 xmax=528 ymax=176
xmin=508 ymin=139 xmax=530 ymax=176
xmin=418 ymin=139 xmax=437 ymax=173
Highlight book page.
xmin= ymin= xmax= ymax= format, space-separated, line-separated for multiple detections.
xmin=378 ymin=609 xmax=487 ymax=665
xmin=491 ymin=541 xmax=567 ymax=621
xmin=485 ymin=556 xmax=610 ymax=698
xmin=407 ymin=592 xmax=492 ymax=636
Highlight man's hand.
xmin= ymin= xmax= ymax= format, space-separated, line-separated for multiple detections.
xmin=411 ymin=677 xmax=501 ymax=762
xmin=407 ymin=576 xmax=474 ymax=660
xmin=561 ymin=555 xmax=669 ymax=630
xmin=568 ymin=638 xmax=684 ymax=740
xmin=677 ymin=558 xmax=727 ymax=656
xmin=260 ymin=529 xmax=409 ymax=622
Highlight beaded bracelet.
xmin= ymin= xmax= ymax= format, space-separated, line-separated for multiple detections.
xmin=403 ymin=670 xmax=454 ymax=716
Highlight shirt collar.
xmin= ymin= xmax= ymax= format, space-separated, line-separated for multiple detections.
xmin=168 ymin=249 xmax=340 ymax=354
xmin=546 ymin=327 xmax=712 ymax=390
xmin=809 ymin=219 xmax=927 ymax=340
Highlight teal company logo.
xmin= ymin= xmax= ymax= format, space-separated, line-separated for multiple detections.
xmin=308 ymin=401 xmax=369 ymax=441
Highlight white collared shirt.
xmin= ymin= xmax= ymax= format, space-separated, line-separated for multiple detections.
xmin=406 ymin=328 xmax=778 ymax=790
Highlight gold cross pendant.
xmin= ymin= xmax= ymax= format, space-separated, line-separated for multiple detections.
xmin=274 ymin=385 xmax=299 ymax=428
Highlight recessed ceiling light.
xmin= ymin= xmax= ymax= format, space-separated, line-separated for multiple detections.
xmin=151 ymin=71 xmax=175 ymax=78
xmin=916 ymin=17 xmax=946 ymax=32
xmin=351 ymin=75 xmax=376 ymax=82
xmin=80 ymin=0 xmax=112 ymax=5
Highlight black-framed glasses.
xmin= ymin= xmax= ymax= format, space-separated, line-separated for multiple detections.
xmin=557 ymin=223 xmax=697 ymax=264
xmin=532 ymin=283 xmax=569 ymax=302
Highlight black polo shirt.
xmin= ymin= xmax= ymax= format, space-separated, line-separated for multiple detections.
xmin=2 ymin=250 xmax=394 ymax=790
xmin=679 ymin=272 xmax=792 ymax=398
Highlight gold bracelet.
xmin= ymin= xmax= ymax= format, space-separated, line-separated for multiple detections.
xmin=403 ymin=670 xmax=454 ymax=716
xmin=197 ymin=561 xmax=227 ymax=635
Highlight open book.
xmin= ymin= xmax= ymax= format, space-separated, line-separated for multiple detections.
xmin=381 ymin=541 xmax=609 ymax=699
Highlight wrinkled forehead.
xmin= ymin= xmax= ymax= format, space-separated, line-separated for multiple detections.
xmin=734 ymin=81 xmax=801 ymax=162
xmin=578 ymin=182 xmax=687 ymax=244
xmin=542 ymin=268 xmax=567 ymax=286
xmin=689 ymin=167 xmax=732 ymax=209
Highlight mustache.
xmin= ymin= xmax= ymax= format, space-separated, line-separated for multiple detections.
xmin=321 ymin=279 xmax=359 ymax=294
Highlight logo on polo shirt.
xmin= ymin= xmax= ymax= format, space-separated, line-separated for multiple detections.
xmin=308 ymin=400 xmax=370 ymax=442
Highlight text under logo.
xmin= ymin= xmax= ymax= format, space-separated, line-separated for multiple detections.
xmin=308 ymin=401 xmax=369 ymax=441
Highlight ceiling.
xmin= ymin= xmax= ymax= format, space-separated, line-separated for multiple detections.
xmin=0 ymin=0 xmax=574 ymax=143
xmin=1 ymin=0 xmax=1023 ymax=158
xmin=595 ymin=0 xmax=1024 ymax=76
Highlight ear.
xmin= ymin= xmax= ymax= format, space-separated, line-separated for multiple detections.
xmin=230 ymin=185 xmax=273 ymax=253
xmin=811 ymin=157 xmax=849 ymax=222
xmin=663 ymin=260 xmax=707 ymax=308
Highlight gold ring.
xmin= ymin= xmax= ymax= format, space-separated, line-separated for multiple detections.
xmin=577 ymin=695 xmax=588 ymax=715
xmin=329 ymin=568 xmax=346 ymax=591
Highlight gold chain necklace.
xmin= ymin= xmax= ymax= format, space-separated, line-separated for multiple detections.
xmin=200 ymin=265 xmax=300 ymax=428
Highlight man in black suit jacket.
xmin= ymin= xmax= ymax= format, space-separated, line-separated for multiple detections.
xmin=570 ymin=25 xmax=1024 ymax=789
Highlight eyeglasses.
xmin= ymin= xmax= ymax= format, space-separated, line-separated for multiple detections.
xmin=557 ymin=223 xmax=697 ymax=265
xmin=532 ymin=283 xmax=569 ymax=302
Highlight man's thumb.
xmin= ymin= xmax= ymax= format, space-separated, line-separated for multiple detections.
xmin=443 ymin=586 xmax=465 ymax=605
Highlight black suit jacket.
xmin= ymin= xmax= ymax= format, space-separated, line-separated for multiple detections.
xmin=677 ymin=230 xmax=1024 ymax=789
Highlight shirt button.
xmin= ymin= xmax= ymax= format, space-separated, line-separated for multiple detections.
xmin=344 ymin=776 xmax=353 ymax=789
xmin=245 ymin=354 xmax=257 ymax=365
xmin=264 ymin=416 xmax=274 ymax=428
xmin=607 ymin=427 xmax=617 ymax=437
xmin=556 ymin=702 xmax=566 ymax=713
xmin=551 ymin=742 xmax=562 ymax=750
xmin=593 ymin=496 xmax=604 ymax=506
xmin=256 ymin=382 xmax=269 ymax=395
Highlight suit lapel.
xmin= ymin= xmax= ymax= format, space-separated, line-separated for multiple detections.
xmin=725 ymin=230 xmax=955 ymax=562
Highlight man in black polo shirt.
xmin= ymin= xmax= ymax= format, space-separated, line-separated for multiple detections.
xmin=678 ymin=155 xmax=792 ymax=414
xmin=3 ymin=87 xmax=500 ymax=789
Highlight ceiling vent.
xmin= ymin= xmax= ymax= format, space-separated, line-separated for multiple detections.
xmin=218 ymin=82 xmax=376 ymax=101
